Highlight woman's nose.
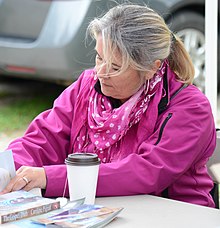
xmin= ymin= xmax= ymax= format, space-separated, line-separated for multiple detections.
xmin=95 ymin=63 xmax=107 ymax=78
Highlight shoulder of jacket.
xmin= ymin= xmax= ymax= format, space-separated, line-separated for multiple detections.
xmin=78 ymin=69 xmax=95 ymax=85
xmin=159 ymin=84 xmax=211 ymax=116
xmin=179 ymin=84 xmax=210 ymax=104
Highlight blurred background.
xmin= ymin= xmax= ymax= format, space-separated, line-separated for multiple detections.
xmin=0 ymin=0 xmax=219 ymax=150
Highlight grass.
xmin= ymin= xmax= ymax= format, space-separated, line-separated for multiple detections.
xmin=0 ymin=91 xmax=12 ymax=98
xmin=0 ymin=90 xmax=62 ymax=134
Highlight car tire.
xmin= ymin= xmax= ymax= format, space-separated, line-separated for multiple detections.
xmin=167 ymin=11 xmax=206 ymax=92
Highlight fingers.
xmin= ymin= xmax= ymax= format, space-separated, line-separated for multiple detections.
xmin=1 ymin=175 xmax=27 ymax=194
xmin=0 ymin=166 xmax=47 ymax=194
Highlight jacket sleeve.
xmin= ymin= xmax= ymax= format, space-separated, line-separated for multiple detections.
xmin=96 ymin=91 xmax=216 ymax=197
xmin=7 ymin=72 xmax=86 ymax=197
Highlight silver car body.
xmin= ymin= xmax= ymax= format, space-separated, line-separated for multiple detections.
xmin=0 ymin=0 xmax=211 ymax=91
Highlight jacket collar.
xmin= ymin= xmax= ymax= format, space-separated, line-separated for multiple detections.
xmin=94 ymin=80 xmax=122 ymax=108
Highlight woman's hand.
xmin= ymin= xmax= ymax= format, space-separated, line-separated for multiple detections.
xmin=0 ymin=166 xmax=47 ymax=194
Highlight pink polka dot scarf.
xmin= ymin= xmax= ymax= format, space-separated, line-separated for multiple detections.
xmin=74 ymin=60 xmax=167 ymax=162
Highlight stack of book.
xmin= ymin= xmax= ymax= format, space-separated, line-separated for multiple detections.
xmin=0 ymin=190 xmax=60 ymax=224
xmin=0 ymin=190 xmax=123 ymax=227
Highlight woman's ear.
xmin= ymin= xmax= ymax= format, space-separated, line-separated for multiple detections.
xmin=154 ymin=60 xmax=161 ymax=70
xmin=144 ymin=60 xmax=161 ymax=80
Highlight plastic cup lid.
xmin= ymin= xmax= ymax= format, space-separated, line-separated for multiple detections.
xmin=65 ymin=153 xmax=101 ymax=166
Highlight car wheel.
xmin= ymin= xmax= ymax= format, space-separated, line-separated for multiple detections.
xmin=167 ymin=11 xmax=205 ymax=92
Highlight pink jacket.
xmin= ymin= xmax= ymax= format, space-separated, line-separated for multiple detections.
xmin=8 ymin=68 xmax=216 ymax=207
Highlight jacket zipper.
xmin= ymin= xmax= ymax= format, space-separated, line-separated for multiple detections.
xmin=154 ymin=113 xmax=173 ymax=145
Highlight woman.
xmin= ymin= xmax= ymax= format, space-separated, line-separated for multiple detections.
xmin=1 ymin=4 xmax=216 ymax=207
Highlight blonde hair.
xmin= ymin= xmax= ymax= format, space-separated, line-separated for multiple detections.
xmin=87 ymin=3 xmax=194 ymax=83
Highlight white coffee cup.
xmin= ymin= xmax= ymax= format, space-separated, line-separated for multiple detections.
xmin=65 ymin=153 xmax=100 ymax=204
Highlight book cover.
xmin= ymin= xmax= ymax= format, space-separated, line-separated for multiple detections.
xmin=33 ymin=204 xmax=123 ymax=228
xmin=0 ymin=190 xmax=60 ymax=224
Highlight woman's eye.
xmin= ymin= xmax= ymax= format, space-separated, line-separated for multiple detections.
xmin=112 ymin=67 xmax=119 ymax=71
xmin=96 ymin=55 xmax=102 ymax=61
xmin=111 ymin=65 xmax=120 ymax=71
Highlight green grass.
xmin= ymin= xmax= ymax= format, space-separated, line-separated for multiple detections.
xmin=0 ymin=91 xmax=13 ymax=99
xmin=0 ymin=94 xmax=57 ymax=134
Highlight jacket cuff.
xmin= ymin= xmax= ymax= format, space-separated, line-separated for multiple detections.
xmin=43 ymin=164 xmax=68 ymax=198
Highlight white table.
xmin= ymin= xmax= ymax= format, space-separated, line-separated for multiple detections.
xmin=3 ymin=194 xmax=220 ymax=227
xmin=96 ymin=195 xmax=220 ymax=228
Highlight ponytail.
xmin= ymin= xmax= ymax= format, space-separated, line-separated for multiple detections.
xmin=168 ymin=34 xmax=195 ymax=84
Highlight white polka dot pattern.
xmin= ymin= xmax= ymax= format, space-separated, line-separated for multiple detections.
xmin=74 ymin=61 xmax=167 ymax=162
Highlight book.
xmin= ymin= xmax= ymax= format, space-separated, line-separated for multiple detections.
xmin=0 ymin=190 xmax=60 ymax=224
xmin=32 ymin=203 xmax=123 ymax=228
xmin=0 ymin=150 xmax=16 ymax=191
xmin=6 ymin=198 xmax=85 ymax=228
xmin=0 ymin=150 xmax=16 ymax=177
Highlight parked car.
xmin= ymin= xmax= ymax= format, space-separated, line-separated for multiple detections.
xmin=0 ymin=0 xmax=217 ymax=92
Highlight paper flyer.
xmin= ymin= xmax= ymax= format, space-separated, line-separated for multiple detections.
xmin=0 ymin=150 xmax=16 ymax=191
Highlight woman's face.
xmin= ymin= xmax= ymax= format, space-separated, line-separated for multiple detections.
xmin=95 ymin=35 xmax=147 ymax=103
